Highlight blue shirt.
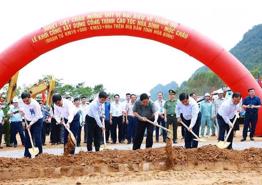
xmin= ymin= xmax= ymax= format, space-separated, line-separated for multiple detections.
xmin=200 ymin=101 xmax=213 ymax=117
xmin=41 ymin=105 xmax=50 ymax=120
xmin=243 ymin=96 xmax=261 ymax=115
xmin=104 ymin=101 xmax=110 ymax=121
xmin=8 ymin=106 xmax=22 ymax=122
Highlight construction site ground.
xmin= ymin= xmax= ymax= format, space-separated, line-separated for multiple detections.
xmin=0 ymin=126 xmax=262 ymax=185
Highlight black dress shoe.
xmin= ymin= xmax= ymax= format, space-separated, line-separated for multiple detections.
xmin=250 ymin=137 xmax=254 ymax=141
xmin=241 ymin=138 xmax=246 ymax=142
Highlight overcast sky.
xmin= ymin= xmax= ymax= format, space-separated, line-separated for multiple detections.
xmin=0 ymin=0 xmax=261 ymax=97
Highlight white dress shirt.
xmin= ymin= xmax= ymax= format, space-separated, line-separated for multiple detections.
xmin=110 ymin=102 xmax=124 ymax=117
xmin=154 ymin=99 xmax=166 ymax=114
xmin=20 ymin=98 xmax=43 ymax=125
xmin=214 ymin=97 xmax=225 ymax=116
xmin=80 ymin=103 xmax=89 ymax=119
xmin=218 ymin=99 xmax=241 ymax=125
xmin=0 ymin=109 xmax=4 ymax=123
xmin=54 ymin=98 xmax=78 ymax=124
xmin=176 ymin=97 xmax=200 ymax=128
xmin=87 ymin=99 xmax=104 ymax=128
xmin=126 ymin=101 xmax=135 ymax=116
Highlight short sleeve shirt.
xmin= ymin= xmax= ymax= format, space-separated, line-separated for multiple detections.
xmin=133 ymin=100 xmax=157 ymax=119
xmin=164 ymin=99 xmax=177 ymax=115
xmin=243 ymin=96 xmax=261 ymax=115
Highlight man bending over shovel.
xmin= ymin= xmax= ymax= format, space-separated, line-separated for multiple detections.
xmin=52 ymin=94 xmax=80 ymax=155
xmin=217 ymin=92 xmax=241 ymax=149
xmin=20 ymin=92 xmax=43 ymax=158
xmin=176 ymin=93 xmax=201 ymax=149
xmin=86 ymin=91 xmax=108 ymax=152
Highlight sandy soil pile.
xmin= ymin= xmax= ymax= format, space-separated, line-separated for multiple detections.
xmin=0 ymin=145 xmax=262 ymax=182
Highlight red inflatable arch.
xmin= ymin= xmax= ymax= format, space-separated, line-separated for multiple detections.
xmin=0 ymin=12 xmax=262 ymax=135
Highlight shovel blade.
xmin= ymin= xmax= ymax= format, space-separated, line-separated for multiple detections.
xmin=29 ymin=147 xmax=39 ymax=157
xmin=69 ymin=133 xmax=76 ymax=145
xmin=216 ymin=141 xmax=230 ymax=149
xmin=193 ymin=138 xmax=206 ymax=142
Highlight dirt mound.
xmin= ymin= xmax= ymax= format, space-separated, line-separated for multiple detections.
xmin=0 ymin=145 xmax=262 ymax=180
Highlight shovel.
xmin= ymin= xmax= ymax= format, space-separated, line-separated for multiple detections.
xmin=62 ymin=120 xmax=76 ymax=155
xmin=24 ymin=119 xmax=39 ymax=158
xmin=216 ymin=113 xmax=239 ymax=149
xmin=146 ymin=119 xmax=172 ymax=133
xmin=62 ymin=121 xmax=76 ymax=145
xmin=102 ymin=118 xmax=108 ymax=150
xmin=179 ymin=120 xmax=206 ymax=142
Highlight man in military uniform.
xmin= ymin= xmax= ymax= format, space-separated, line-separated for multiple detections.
xmin=164 ymin=89 xmax=178 ymax=143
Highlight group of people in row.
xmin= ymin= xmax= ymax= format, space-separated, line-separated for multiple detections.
xmin=0 ymin=87 xmax=260 ymax=158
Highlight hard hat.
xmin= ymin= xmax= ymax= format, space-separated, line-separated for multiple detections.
xmin=217 ymin=89 xmax=224 ymax=94
xmin=204 ymin=93 xmax=211 ymax=97
xmin=13 ymin=97 xmax=19 ymax=103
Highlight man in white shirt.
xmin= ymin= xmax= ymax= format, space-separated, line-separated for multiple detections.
xmin=122 ymin=93 xmax=131 ymax=142
xmin=80 ymin=96 xmax=89 ymax=143
xmin=52 ymin=94 xmax=80 ymax=154
xmin=86 ymin=91 xmax=108 ymax=151
xmin=74 ymin=97 xmax=83 ymax=147
xmin=213 ymin=90 xmax=225 ymax=135
xmin=0 ymin=103 xmax=4 ymax=149
xmin=110 ymin=94 xmax=125 ymax=144
xmin=20 ymin=92 xmax=43 ymax=158
xmin=125 ymin=94 xmax=137 ymax=144
xmin=176 ymin=93 xmax=201 ymax=149
xmin=154 ymin=92 xmax=166 ymax=142
xmin=217 ymin=92 xmax=241 ymax=149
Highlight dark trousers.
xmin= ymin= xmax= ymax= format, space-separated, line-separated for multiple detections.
xmin=60 ymin=125 xmax=65 ymax=144
xmin=111 ymin=116 xmax=123 ymax=143
xmin=217 ymin=114 xmax=236 ymax=149
xmin=50 ymin=118 xmax=60 ymax=144
xmin=84 ymin=115 xmax=88 ymax=143
xmin=105 ymin=120 xmax=111 ymax=142
xmin=64 ymin=114 xmax=80 ymax=154
xmin=122 ymin=119 xmax=128 ymax=141
xmin=167 ymin=114 xmax=178 ymax=142
xmin=77 ymin=125 xmax=82 ymax=146
xmin=0 ymin=124 xmax=3 ymax=146
xmin=46 ymin=122 xmax=51 ymax=135
xmin=3 ymin=122 xmax=10 ymax=146
xmin=182 ymin=113 xmax=201 ymax=149
xmin=10 ymin=121 xmax=25 ymax=146
xmin=86 ymin=115 xmax=102 ymax=151
xmin=243 ymin=114 xmax=258 ymax=139
xmin=41 ymin=121 xmax=47 ymax=145
xmin=127 ymin=116 xmax=137 ymax=143
xmin=181 ymin=126 xmax=185 ymax=138
xmin=155 ymin=116 xmax=166 ymax=142
xmin=24 ymin=118 xmax=43 ymax=158
xmin=133 ymin=120 xmax=154 ymax=150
